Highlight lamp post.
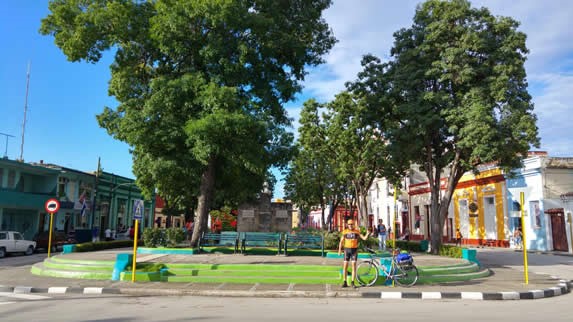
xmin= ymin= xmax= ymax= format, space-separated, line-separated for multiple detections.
xmin=560 ymin=192 xmax=573 ymax=254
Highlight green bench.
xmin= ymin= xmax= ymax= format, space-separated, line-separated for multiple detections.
xmin=283 ymin=233 xmax=324 ymax=257
xmin=199 ymin=232 xmax=240 ymax=254
xmin=241 ymin=232 xmax=283 ymax=255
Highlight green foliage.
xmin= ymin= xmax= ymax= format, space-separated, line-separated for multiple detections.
xmin=75 ymin=240 xmax=134 ymax=252
xmin=142 ymin=228 xmax=166 ymax=248
xmin=41 ymin=0 xmax=336 ymax=247
xmin=323 ymin=231 xmax=340 ymax=250
xmin=165 ymin=227 xmax=185 ymax=247
xmin=284 ymin=99 xmax=345 ymax=228
xmin=209 ymin=207 xmax=238 ymax=232
xmin=136 ymin=263 xmax=167 ymax=272
xmin=438 ymin=244 xmax=463 ymax=258
xmin=142 ymin=227 xmax=186 ymax=248
xmin=349 ymin=0 xmax=539 ymax=253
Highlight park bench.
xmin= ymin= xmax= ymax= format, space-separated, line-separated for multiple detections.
xmin=240 ymin=232 xmax=283 ymax=255
xmin=283 ymin=233 xmax=324 ymax=257
xmin=199 ymin=231 xmax=240 ymax=254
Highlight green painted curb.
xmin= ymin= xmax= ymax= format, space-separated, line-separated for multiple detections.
xmin=158 ymin=275 xmax=341 ymax=284
xmin=164 ymin=268 xmax=339 ymax=278
xmin=138 ymin=247 xmax=197 ymax=255
xmin=50 ymin=255 xmax=115 ymax=266
xmin=43 ymin=259 xmax=114 ymax=272
xmin=163 ymin=263 xmax=340 ymax=272
xmin=31 ymin=264 xmax=112 ymax=280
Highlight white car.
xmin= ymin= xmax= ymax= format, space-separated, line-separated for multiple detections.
xmin=0 ymin=231 xmax=36 ymax=258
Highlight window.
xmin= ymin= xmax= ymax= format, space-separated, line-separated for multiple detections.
xmin=0 ymin=232 xmax=6 ymax=240
xmin=58 ymin=177 xmax=68 ymax=198
xmin=13 ymin=232 xmax=22 ymax=240
xmin=7 ymin=170 xmax=16 ymax=188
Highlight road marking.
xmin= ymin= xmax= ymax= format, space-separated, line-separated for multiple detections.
xmin=0 ymin=292 xmax=51 ymax=300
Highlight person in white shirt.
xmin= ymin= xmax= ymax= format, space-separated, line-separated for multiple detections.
xmin=105 ymin=228 xmax=112 ymax=241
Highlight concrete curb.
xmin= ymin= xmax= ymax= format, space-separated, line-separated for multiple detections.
xmin=361 ymin=280 xmax=572 ymax=300
xmin=1 ymin=280 xmax=571 ymax=300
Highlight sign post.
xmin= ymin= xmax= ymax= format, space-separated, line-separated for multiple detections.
xmin=520 ymin=192 xmax=529 ymax=284
xmin=131 ymin=200 xmax=144 ymax=282
xmin=44 ymin=198 xmax=60 ymax=258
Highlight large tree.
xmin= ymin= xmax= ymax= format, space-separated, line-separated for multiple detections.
xmin=355 ymin=0 xmax=539 ymax=253
xmin=40 ymin=0 xmax=335 ymax=246
xmin=283 ymin=99 xmax=345 ymax=230
xmin=325 ymin=92 xmax=393 ymax=227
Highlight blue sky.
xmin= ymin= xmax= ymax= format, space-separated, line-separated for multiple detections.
xmin=2 ymin=1 xmax=572 ymax=199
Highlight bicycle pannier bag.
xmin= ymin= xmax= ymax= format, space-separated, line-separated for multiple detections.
xmin=396 ymin=253 xmax=413 ymax=266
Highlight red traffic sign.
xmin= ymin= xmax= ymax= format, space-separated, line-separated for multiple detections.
xmin=45 ymin=198 xmax=60 ymax=213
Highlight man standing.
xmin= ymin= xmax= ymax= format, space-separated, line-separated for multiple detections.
xmin=338 ymin=219 xmax=370 ymax=288
xmin=377 ymin=219 xmax=387 ymax=251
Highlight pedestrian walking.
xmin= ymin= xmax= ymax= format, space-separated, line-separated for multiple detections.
xmin=377 ymin=219 xmax=387 ymax=250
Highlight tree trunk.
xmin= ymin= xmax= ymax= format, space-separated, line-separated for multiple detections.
xmin=428 ymin=152 xmax=465 ymax=254
xmin=190 ymin=157 xmax=216 ymax=248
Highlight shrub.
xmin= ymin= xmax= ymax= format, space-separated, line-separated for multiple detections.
xmin=143 ymin=228 xmax=165 ymax=248
xmin=323 ymin=231 xmax=340 ymax=250
xmin=165 ymin=227 xmax=185 ymax=247
xmin=438 ymin=244 xmax=462 ymax=258
xmin=75 ymin=240 xmax=134 ymax=252
xmin=142 ymin=227 xmax=184 ymax=248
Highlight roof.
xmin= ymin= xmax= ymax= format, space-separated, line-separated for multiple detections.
xmin=544 ymin=208 xmax=564 ymax=214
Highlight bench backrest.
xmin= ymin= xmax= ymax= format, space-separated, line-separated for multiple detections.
xmin=201 ymin=232 xmax=239 ymax=246
xmin=242 ymin=232 xmax=282 ymax=247
xmin=286 ymin=233 xmax=322 ymax=242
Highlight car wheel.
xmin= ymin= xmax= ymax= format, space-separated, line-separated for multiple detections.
xmin=0 ymin=247 xmax=5 ymax=258
xmin=25 ymin=246 xmax=34 ymax=256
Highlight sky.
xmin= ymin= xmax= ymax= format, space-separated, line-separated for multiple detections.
xmin=1 ymin=1 xmax=572 ymax=200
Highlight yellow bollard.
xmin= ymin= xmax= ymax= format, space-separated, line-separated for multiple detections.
xmin=131 ymin=219 xmax=139 ymax=283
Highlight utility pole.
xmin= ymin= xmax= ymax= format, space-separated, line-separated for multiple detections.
xmin=20 ymin=62 xmax=31 ymax=161
xmin=91 ymin=157 xmax=101 ymax=230
xmin=0 ymin=132 xmax=14 ymax=158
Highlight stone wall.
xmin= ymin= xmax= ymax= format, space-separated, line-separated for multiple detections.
xmin=237 ymin=193 xmax=292 ymax=232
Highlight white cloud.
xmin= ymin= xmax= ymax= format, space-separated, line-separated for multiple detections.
xmin=531 ymin=73 xmax=573 ymax=155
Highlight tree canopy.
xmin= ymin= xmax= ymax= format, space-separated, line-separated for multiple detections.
xmin=352 ymin=0 xmax=539 ymax=252
xmin=41 ymin=0 xmax=336 ymax=245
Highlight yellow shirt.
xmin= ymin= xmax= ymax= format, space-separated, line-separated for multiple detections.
xmin=341 ymin=229 xmax=360 ymax=249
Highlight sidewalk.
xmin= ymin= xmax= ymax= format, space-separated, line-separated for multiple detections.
xmin=1 ymin=250 xmax=571 ymax=300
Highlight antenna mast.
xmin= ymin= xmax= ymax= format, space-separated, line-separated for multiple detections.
xmin=20 ymin=62 xmax=31 ymax=161
xmin=0 ymin=132 xmax=15 ymax=158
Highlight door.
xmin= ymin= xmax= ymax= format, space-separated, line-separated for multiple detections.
xmin=483 ymin=197 xmax=497 ymax=239
xmin=459 ymin=200 xmax=470 ymax=239
xmin=550 ymin=213 xmax=568 ymax=251
xmin=13 ymin=232 xmax=25 ymax=252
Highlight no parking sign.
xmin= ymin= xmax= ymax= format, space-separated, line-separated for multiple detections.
xmin=45 ymin=198 xmax=60 ymax=214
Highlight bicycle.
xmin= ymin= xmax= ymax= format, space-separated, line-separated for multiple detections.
xmin=356 ymin=247 xmax=419 ymax=287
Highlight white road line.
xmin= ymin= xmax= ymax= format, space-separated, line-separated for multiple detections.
xmin=0 ymin=302 xmax=17 ymax=306
xmin=0 ymin=292 xmax=51 ymax=300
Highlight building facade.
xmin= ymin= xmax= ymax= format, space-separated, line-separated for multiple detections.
xmin=0 ymin=158 xmax=59 ymax=240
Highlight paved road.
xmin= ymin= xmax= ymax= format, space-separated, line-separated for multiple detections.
xmin=0 ymin=252 xmax=47 ymax=268
xmin=0 ymin=294 xmax=571 ymax=322
xmin=477 ymin=248 xmax=573 ymax=280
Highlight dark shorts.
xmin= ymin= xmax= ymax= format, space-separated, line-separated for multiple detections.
xmin=344 ymin=248 xmax=358 ymax=262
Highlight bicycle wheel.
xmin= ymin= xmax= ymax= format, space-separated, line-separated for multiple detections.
xmin=394 ymin=264 xmax=418 ymax=287
xmin=356 ymin=261 xmax=379 ymax=286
